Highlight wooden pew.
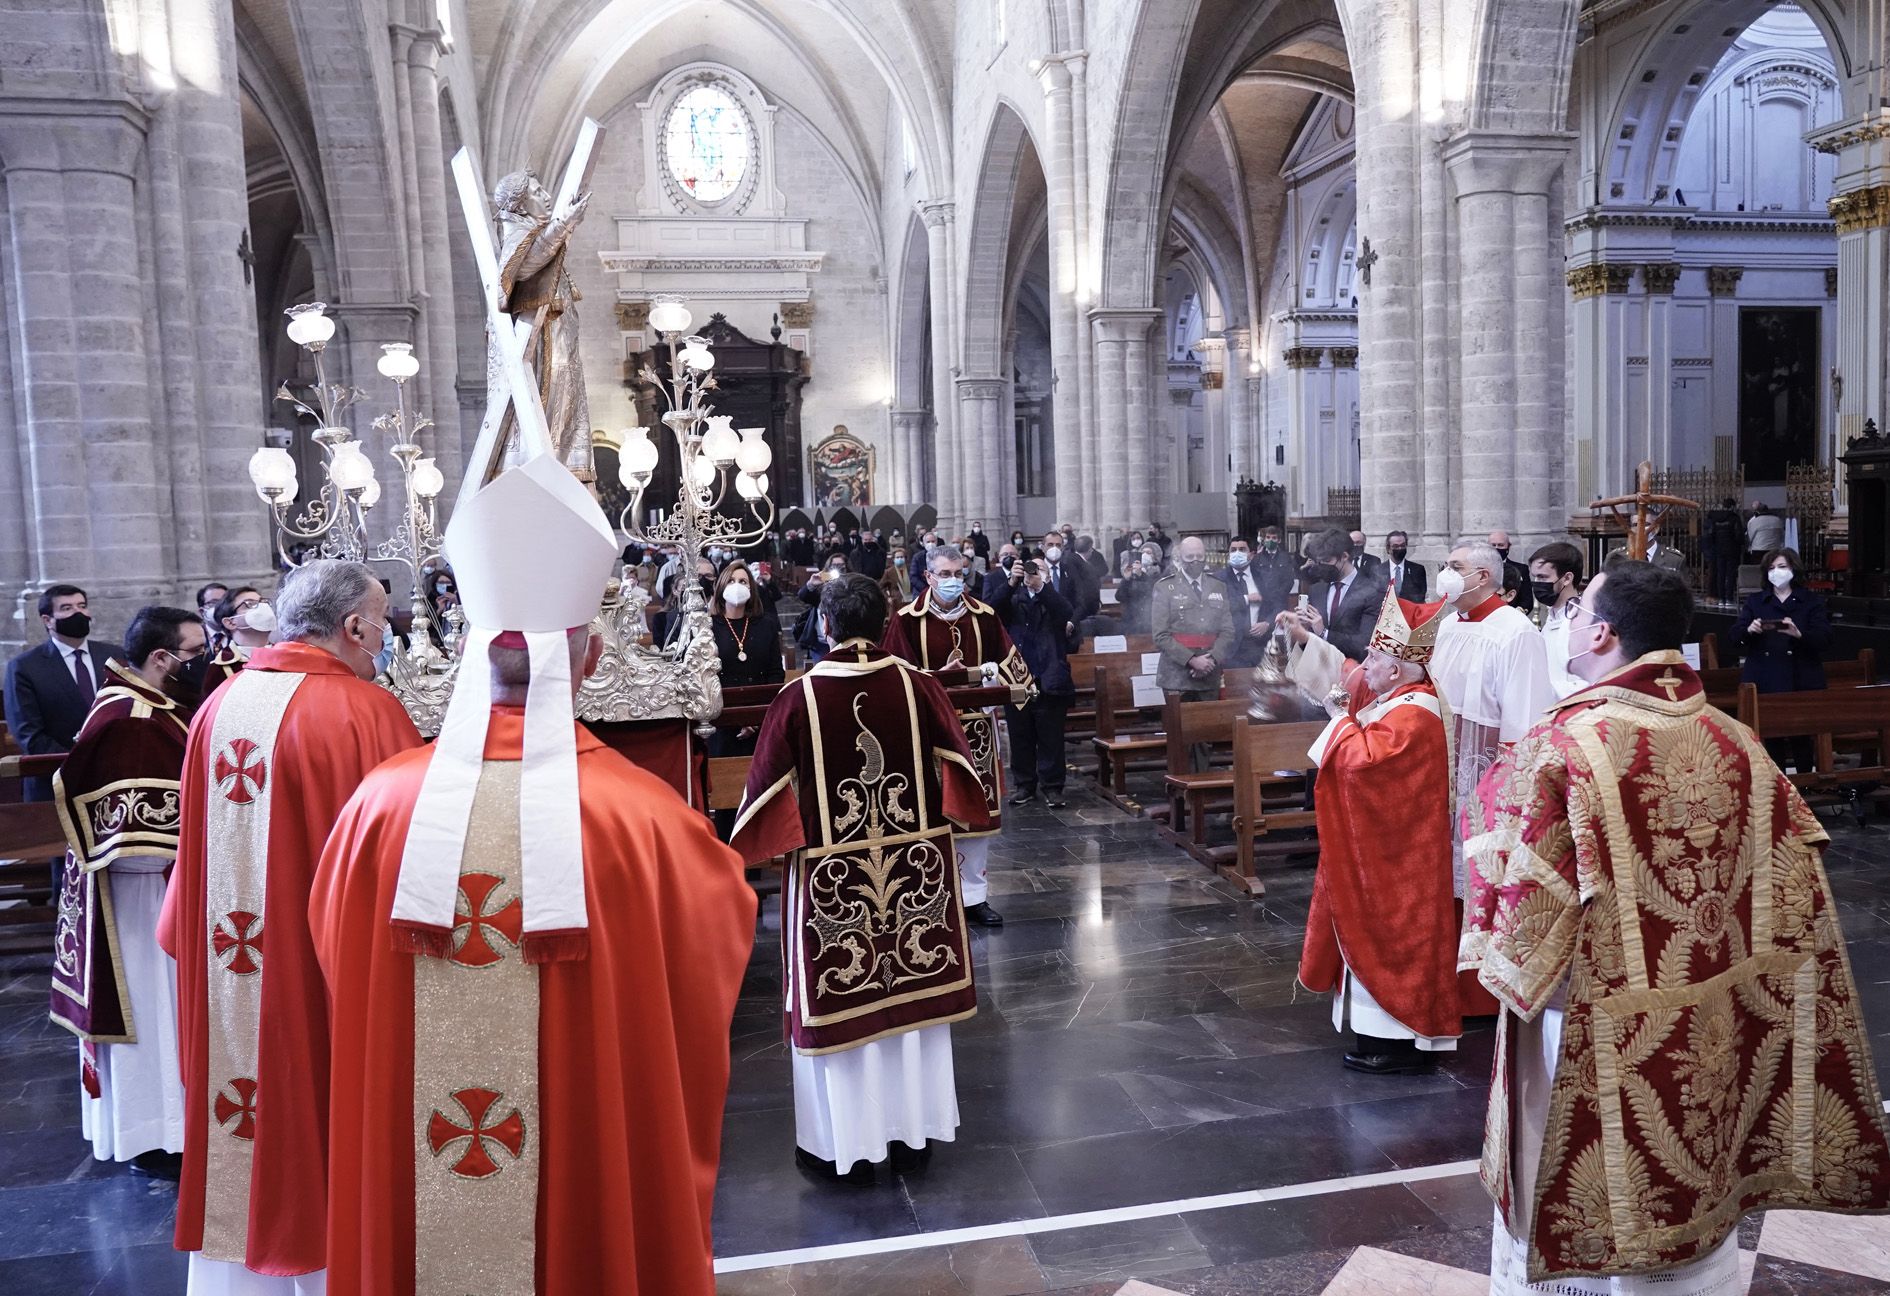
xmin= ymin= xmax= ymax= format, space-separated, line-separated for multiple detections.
xmin=1226 ymin=716 xmax=1326 ymax=897
xmin=1698 ymin=649 xmax=1875 ymax=719
xmin=1741 ymin=682 xmax=1890 ymax=819
xmin=1090 ymin=661 xmax=1164 ymax=796
xmin=1159 ymin=696 xmax=1248 ymax=855
xmin=0 ymin=752 xmax=65 ymax=955
xmin=1063 ymin=636 xmax=1157 ymax=738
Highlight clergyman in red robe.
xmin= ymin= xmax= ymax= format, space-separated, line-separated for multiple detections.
xmin=1298 ymin=585 xmax=1461 ymax=1075
xmin=159 ymin=560 xmax=422 ymax=1295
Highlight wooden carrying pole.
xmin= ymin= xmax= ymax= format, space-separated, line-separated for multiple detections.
xmin=1590 ymin=460 xmax=1700 ymax=560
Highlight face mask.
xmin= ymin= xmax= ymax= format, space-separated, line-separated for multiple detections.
xmin=1262 ymin=538 xmax=1279 ymax=552
xmin=935 ymin=577 xmax=965 ymax=602
xmin=53 ymin=611 xmax=91 ymax=639
xmin=1302 ymin=561 xmax=1338 ymax=586
xmin=1180 ymin=556 xmax=1205 ymax=576
xmin=1530 ymin=580 xmax=1558 ymax=605
xmin=971 ymin=526 xmax=981 ymax=534
xmin=349 ymin=616 xmax=387 ymax=673
xmin=1350 ymin=544 xmax=1365 ymax=559
xmin=1493 ymin=546 xmax=1510 ymax=561
xmin=1388 ymin=547 xmax=1407 ymax=562
xmin=1044 ymin=546 xmax=1063 ymax=563
xmin=242 ymin=602 xmax=277 ymax=634
xmin=1768 ymin=566 xmax=1793 ymax=588
xmin=1435 ymin=568 xmax=1466 ymax=603
xmin=894 ymin=555 xmax=906 ymax=567
xmin=962 ymin=546 xmax=976 ymax=558
xmin=1228 ymin=551 xmax=1250 ymax=570
xmin=1142 ymin=550 xmax=1160 ymax=566
xmin=723 ymin=582 xmax=751 ymax=607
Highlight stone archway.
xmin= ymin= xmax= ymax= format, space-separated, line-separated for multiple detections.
xmin=890 ymin=213 xmax=933 ymax=504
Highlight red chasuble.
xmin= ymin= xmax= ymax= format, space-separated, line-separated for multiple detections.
xmin=158 ymin=642 xmax=422 ymax=1276
xmin=51 ymin=664 xmax=189 ymax=1049
xmin=731 ymin=640 xmax=993 ymax=1052
xmin=1298 ymin=680 xmax=1460 ymax=1042
xmin=880 ymin=591 xmax=1032 ymax=832
xmin=1461 ymin=652 xmax=1890 ymax=1282
xmin=311 ymin=709 xmax=756 ymax=1296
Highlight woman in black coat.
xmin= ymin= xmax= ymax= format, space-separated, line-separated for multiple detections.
xmin=1737 ymin=547 xmax=1830 ymax=694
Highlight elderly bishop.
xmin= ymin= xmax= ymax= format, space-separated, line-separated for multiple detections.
xmin=159 ymin=561 xmax=423 ymax=1295
xmin=312 ymin=452 xmax=756 ymax=1296
xmin=734 ymin=574 xmax=994 ymax=1180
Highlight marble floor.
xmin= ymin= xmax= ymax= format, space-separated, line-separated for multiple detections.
xmin=5 ymin=782 xmax=1890 ymax=1293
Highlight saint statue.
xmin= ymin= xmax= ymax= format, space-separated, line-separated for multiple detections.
xmin=479 ymin=170 xmax=593 ymax=480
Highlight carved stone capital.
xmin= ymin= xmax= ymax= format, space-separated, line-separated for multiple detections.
xmin=1828 ymin=183 xmax=1890 ymax=233
xmin=1283 ymin=346 xmax=1325 ymax=370
xmin=780 ymin=301 xmax=814 ymax=329
xmin=1328 ymin=346 xmax=1359 ymax=369
xmin=1566 ymin=263 xmax=1633 ymax=299
xmin=1642 ymin=262 xmax=1682 ymax=295
xmin=918 ymin=200 xmax=955 ymax=229
xmin=1707 ymin=265 xmax=1744 ymax=297
xmin=616 ymin=300 xmax=650 ymax=331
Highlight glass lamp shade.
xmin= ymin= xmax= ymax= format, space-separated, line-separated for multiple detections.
xmin=735 ymin=428 xmax=772 ymax=474
xmin=411 ymin=457 xmax=446 ymax=499
xmin=284 ymin=303 xmax=336 ymax=347
xmin=648 ymin=297 xmax=692 ymax=335
xmin=702 ymin=415 xmax=739 ymax=464
xmin=359 ymin=473 xmax=383 ymax=510
xmin=680 ymin=340 xmax=714 ymax=372
xmin=248 ymin=446 xmax=298 ymax=495
xmin=689 ymin=453 xmax=717 ymax=488
xmin=328 ymin=442 xmax=377 ymax=493
xmin=735 ymin=471 xmax=763 ymax=501
xmin=377 ymin=341 xmax=420 ymax=381
xmin=620 ymin=427 xmax=659 ymax=479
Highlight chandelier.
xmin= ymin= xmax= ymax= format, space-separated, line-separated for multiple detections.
xmin=247 ymin=303 xmax=460 ymax=723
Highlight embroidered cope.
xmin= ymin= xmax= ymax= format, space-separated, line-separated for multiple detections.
xmin=1460 ymin=652 xmax=1890 ymax=1283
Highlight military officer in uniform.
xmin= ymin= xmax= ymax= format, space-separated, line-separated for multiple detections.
xmin=1152 ymin=535 xmax=1235 ymax=701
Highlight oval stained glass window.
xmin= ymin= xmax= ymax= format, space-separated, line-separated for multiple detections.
xmin=663 ymin=85 xmax=749 ymax=204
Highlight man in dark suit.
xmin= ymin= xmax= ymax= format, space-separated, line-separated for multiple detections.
xmin=1384 ymin=530 xmax=1426 ymax=601
xmin=1347 ymin=530 xmax=1383 ymax=583
xmin=1488 ymin=528 xmax=1534 ymax=613
xmin=1302 ymin=529 xmax=1381 ymax=662
xmin=1040 ymin=530 xmax=1098 ymax=648
xmin=1219 ymin=537 xmax=1282 ymax=667
xmin=4 ymin=584 xmax=123 ymax=801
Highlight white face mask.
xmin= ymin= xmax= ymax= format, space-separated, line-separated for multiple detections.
xmin=1435 ymin=567 xmax=1466 ymax=604
xmin=1767 ymin=566 xmax=1792 ymax=588
xmin=722 ymin=582 xmax=751 ymax=607
xmin=1044 ymin=546 xmax=1063 ymax=563
xmin=242 ymin=602 xmax=277 ymax=633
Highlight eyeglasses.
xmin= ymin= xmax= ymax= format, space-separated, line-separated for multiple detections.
xmin=1564 ymin=595 xmax=1608 ymax=631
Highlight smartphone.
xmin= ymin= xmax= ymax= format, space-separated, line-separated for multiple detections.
xmin=1297 ymin=594 xmax=1312 ymax=614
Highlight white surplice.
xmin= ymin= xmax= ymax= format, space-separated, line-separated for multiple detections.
xmin=79 ymin=857 xmax=185 ymax=1162
xmin=792 ymin=1023 xmax=958 ymax=1173
xmin=186 ymin=1255 xmax=326 ymax=1296
xmin=1537 ymin=604 xmax=1586 ymax=700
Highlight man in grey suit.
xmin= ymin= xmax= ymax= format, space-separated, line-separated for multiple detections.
xmin=1385 ymin=530 xmax=1427 ymax=602
xmin=1301 ymin=529 xmax=1382 ymax=662
xmin=3 ymin=584 xmax=123 ymax=801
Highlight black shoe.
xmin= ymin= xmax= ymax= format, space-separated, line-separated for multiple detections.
xmin=1008 ymin=789 xmax=1038 ymax=806
xmin=1342 ymin=1051 xmax=1438 ymax=1076
xmin=889 ymin=1140 xmax=933 ymax=1173
xmin=795 ymin=1146 xmax=874 ymax=1185
xmin=963 ymin=901 xmax=1004 ymax=928
xmin=1042 ymin=791 xmax=1067 ymax=808
xmin=128 ymin=1150 xmax=182 ymax=1181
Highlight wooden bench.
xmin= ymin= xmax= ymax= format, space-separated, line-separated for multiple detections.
xmin=1226 ymin=716 xmax=1326 ymax=896
xmin=0 ymin=752 xmax=66 ymax=955
xmin=1159 ymin=696 xmax=1249 ymax=855
xmin=1699 ymin=650 xmax=1875 ymax=720
xmin=1091 ymin=661 xmax=1165 ymax=796
xmin=1741 ymin=683 xmax=1890 ymax=821
xmin=1064 ymin=637 xmax=1156 ymax=739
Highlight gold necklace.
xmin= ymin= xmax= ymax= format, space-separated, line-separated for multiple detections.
xmin=725 ymin=613 xmax=751 ymax=662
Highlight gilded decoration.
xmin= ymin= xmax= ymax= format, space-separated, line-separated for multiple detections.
xmin=803 ymin=695 xmax=959 ymax=1003
xmin=1329 ymin=346 xmax=1360 ymax=369
xmin=1707 ymin=266 xmax=1745 ymax=297
xmin=1567 ymin=263 xmax=1634 ymax=299
xmin=779 ymin=301 xmax=814 ymax=329
xmin=1642 ymin=263 xmax=1682 ymax=295
xmin=1829 ymin=184 xmax=1890 ymax=234
xmin=1283 ymin=345 xmax=1324 ymax=369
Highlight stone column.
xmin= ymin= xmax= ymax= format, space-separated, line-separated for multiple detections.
xmin=954 ymin=379 xmax=1005 ymax=532
xmin=889 ymin=408 xmax=927 ymax=502
xmin=1642 ymin=262 xmax=1680 ymax=472
xmin=1092 ymin=308 xmax=1161 ymax=535
xmin=1329 ymin=346 xmax=1360 ymax=492
xmin=1032 ymin=56 xmax=1086 ymax=530
xmin=0 ymin=106 xmax=173 ymax=631
xmin=920 ymin=200 xmax=958 ymax=526
xmin=1812 ymin=110 xmax=1890 ymax=493
xmin=1442 ymin=131 xmax=1573 ymax=545
xmin=404 ymin=27 xmax=463 ymax=492
xmin=1223 ymin=328 xmax=1254 ymax=482
xmin=1282 ymin=346 xmax=1324 ymax=517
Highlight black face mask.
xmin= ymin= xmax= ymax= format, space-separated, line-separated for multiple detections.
xmin=1493 ymin=546 xmax=1510 ymax=562
xmin=1388 ymin=547 xmax=1407 ymax=562
xmin=1303 ymin=562 xmax=1340 ymax=586
xmin=53 ymin=612 xmax=91 ymax=639
xmin=1531 ymin=579 xmax=1559 ymax=605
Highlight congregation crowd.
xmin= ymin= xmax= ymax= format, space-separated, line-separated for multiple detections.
xmin=2 ymin=492 xmax=1886 ymax=1296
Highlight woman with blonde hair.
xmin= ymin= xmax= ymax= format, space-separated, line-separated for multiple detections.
xmin=879 ymin=546 xmax=912 ymax=611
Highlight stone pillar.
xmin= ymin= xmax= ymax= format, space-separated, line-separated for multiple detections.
xmin=0 ymin=107 xmax=172 ymax=631
xmin=1283 ymin=346 xmax=1324 ymax=517
xmin=1223 ymin=328 xmax=1254 ymax=482
xmin=920 ymin=200 xmax=958 ymax=526
xmin=1329 ymin=346 xmax=1360 ymax=492
xmin=954 ymin=379 xmax=1004 ymax=531
xmin=890 ymin=408 xmax=928 ymax=502
xmin=1642 ymin=262 xmax=1680 ymax=473
xmin=404 ymin=27 xmax=463 ymax=492
xmin=1033 ymin=56 xmax=1086 ymax=530
xmin=1090 ymin=309 xmax=1159 ymax=544
xmin=1442 ymin=131 xmax=1572 ymax=545
xmin=1812 ymin=110 xmax=1890 ymax=496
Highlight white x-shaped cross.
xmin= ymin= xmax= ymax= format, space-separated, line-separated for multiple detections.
xmin=447 ymin=118 xmax=604 ymax=512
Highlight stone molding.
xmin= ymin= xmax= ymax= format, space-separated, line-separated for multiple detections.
xmin=598 ymin=253 xmax=826 ymax=273
xmin=1808 ymin=109 xmax=1890 ymax=155
xmin=1088 ymin=307 xmax=1161 ymax=343
xmin=616 ymin=300 xmax=650 ymax=331
xmin=1642 ymin=262 xmax=1682 ymax=294
xmin=1440 ymin=130 xmax=1577 ymax=198
xmin=955 ymin=377 xmax=1005 ymax=401
xmin=0 ymin=97 xmax=149 ymax=175
xmin=1328 ymin=346 xmax=1359 ymax=369
xmin=1828 ymin=184 xmax=1890 ymax=233
xmin=918 ymin=200 xmax=955 ymax=229
xmin=1565 ymin=209 xmax=1833 ymax=235
xmin=1566 ymin=263 xmax=1632 ymax=298
xmin=1283 ymin=346 xmax=1325 ymax=370
xmin=1827 ymin=266 xmax=1840 ymax=298
xmin=780 ymin=301 xmax=814 ymax=328
xmin=1706 ymin=265 xmax=1745 ymax=297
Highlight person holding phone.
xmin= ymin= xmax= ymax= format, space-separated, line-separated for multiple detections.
xmin=1738 ymin=547 xmax=1830 ymax=773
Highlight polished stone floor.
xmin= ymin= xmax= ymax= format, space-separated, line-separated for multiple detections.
xmin=5 ymin=780 xmax=1890 ymax=1293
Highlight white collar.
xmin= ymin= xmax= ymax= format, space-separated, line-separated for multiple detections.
xmin=59 ymin=639 xmax=89 ymax=656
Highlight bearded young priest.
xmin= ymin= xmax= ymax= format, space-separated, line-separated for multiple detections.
xmin=1463 ymin=562 xmax=1890 ymax=1292
xmin=1297 ymin=588 xmax=1461 ymax=1076
xmin=734 ymin=573 xmax=995 ymax=1182
xmin=159 ymin=560 xmax=423 ymax=1295
xmin=311 ymin=454 xmax=756 ymax=1296
xmin=51 ymin=605 xmax=205 ymax=1180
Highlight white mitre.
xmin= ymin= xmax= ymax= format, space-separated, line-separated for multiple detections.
xmin=390 ymin=453 xmax=618 ymax=962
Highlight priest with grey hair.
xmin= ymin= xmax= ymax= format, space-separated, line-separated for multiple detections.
xmin=159 ymin=558 xmax=423 ymax=1294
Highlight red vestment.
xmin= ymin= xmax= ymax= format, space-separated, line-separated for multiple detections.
xmin=159 ymin=642 xmax=422 ymax=1275
xmin=1298 ymin=681 xmax=1460 ymax=1042
xmin=1461 ymin=652 xmax=1890 ymax=1282
xmin=732 ymin=640 xmax=992 ymax=1052
xmin=310 ymin=709 xmax=756 ymax=1295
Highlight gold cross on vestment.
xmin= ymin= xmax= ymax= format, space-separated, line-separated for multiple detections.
xmin=1653 ymin=670 xmax=1683 ymax=701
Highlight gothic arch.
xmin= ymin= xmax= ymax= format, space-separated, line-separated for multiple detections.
xmin=1465 ymin=0 xmax=1580 ymax=134
xmin=961 ymin=101 xmax=1047 ymax=379
xmin=892 ymin=213 xmax=932 ymax=411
